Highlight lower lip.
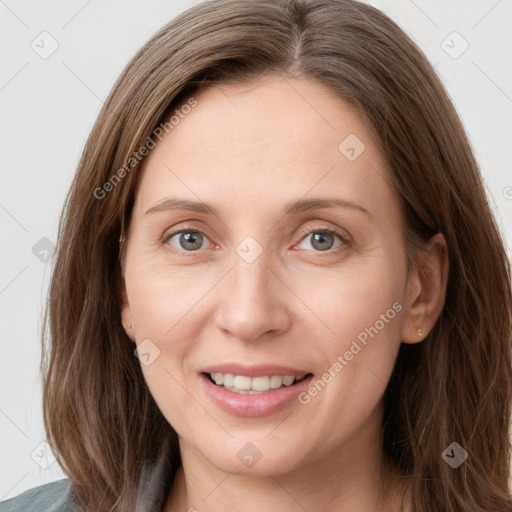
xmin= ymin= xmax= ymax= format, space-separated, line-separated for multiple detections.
xmin=200 ymin=373 xmax=314 ymax=417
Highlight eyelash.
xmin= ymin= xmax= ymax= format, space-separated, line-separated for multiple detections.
xmin=162 ymin=224 xmax=350 ymax=257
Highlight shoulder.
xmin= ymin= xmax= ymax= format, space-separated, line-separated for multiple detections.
xmin=0 ymin=479 xmax=75 ymax=512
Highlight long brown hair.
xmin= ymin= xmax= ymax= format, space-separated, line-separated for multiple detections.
xmin=42 ymin=0 xmax=512 ymax=510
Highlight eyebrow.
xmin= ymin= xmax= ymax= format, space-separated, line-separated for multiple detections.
xmin=144 ymin=197 xmax=371 ymax=217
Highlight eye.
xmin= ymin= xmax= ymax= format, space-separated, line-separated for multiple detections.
xmin=164 ymin=229 xmax=211 ymax=252
xmin=163 ymin=226 xmax=349 ymax=255
xmin=295 ymin=227 xmax=347 ymax=253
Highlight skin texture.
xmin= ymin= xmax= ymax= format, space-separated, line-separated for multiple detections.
xmin=120 ymin=76 xmax=448 ymax=511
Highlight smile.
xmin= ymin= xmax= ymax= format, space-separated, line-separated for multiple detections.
xmin=207 ymin=372 xmax=309 ymax=394
xmin=200 ymin=370 xmax=315 ymax=417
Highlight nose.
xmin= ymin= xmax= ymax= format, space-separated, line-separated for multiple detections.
xmin=213 ymin=247 xmax=291 ymax=343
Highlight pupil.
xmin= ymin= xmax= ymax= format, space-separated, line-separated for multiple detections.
xmin=312 ymin=232 xmax=333 ymax=251
xmin=181 ymin=232 xmax=202 ymax=250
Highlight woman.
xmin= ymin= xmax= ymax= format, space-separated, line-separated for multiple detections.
xmin=2 ymin=0 xmax=511 ymax=511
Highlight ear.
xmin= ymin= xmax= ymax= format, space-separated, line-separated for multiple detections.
xmin=400 ymin=233 xmax=449 ymax=343
xmin=117 ymin=265 xmax=136 ymax=343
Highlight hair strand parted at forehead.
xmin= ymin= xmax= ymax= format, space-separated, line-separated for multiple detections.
xmin=42 ymin=1 xmax=512 ymax=510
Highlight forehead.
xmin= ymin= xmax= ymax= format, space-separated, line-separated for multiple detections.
xmin=133 ymin=76 xmax=396 ymax=221
xmin=167 ymin=76 xmax=373 ymax=161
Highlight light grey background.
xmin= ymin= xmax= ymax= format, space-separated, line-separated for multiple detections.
xmin=1 ymin=0 xmax=511 ymax=500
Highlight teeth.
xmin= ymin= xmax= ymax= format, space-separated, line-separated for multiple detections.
xmin=223 ymin=373 xmax=234 ymax=387
xmin=282 ymin=376 xmax=295 ymax=386
xmin=252 ymin=376 xmax=270 ymax=391
xmin=210 ymin=373 xmax=307 ymax=393
xmin=233 ymin=375 xmax=252 ymax=390
xmin=270 ymin=375 xmax=283 ymax=389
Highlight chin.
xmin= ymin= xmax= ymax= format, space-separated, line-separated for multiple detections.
xmin=198 ymin=437 xmax=307 ymax=477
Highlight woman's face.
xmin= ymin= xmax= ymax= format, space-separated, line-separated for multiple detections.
xmin=121 ymin=76 xmax=415 ymax=476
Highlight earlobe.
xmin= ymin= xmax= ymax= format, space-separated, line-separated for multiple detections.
xmin=400 ymin=233 xmax=449 ymax=344
xmin=118 ymin=271 xmax=136 ymax=342
xmin=121 ymin=305 xmax=136 ymax=342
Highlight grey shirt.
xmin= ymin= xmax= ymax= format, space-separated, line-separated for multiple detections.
xmin=0 ymin=480 xmax=75 ymax=512
xmin=0 ymin=449 xmax=175 ymax=511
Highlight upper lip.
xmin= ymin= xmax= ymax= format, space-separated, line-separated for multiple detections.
xmin=201 ymin=363 xmax=313 ymax=378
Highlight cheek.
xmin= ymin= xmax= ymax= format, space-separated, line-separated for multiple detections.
xmin=125 ymin=257 xmax=206 ymax=339
xmin=295 ymin=254 xmax=405 ymax=350
xmin=292 ymin=254 xmax=405 ymax=411
xmin=125 ymin=266 xmax=210 ymax=432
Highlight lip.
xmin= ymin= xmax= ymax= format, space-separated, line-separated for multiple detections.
xmin=201 ymin=363 xmax=311 ymax=378
xmin=199 ymin=371 xmax=314 ymax=417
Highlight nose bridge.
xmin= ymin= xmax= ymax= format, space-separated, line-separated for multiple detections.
xmin=214 ymin=237 xmax=289 ymax=342
xmin=232 ymin=246 xmax=270 ymax=300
